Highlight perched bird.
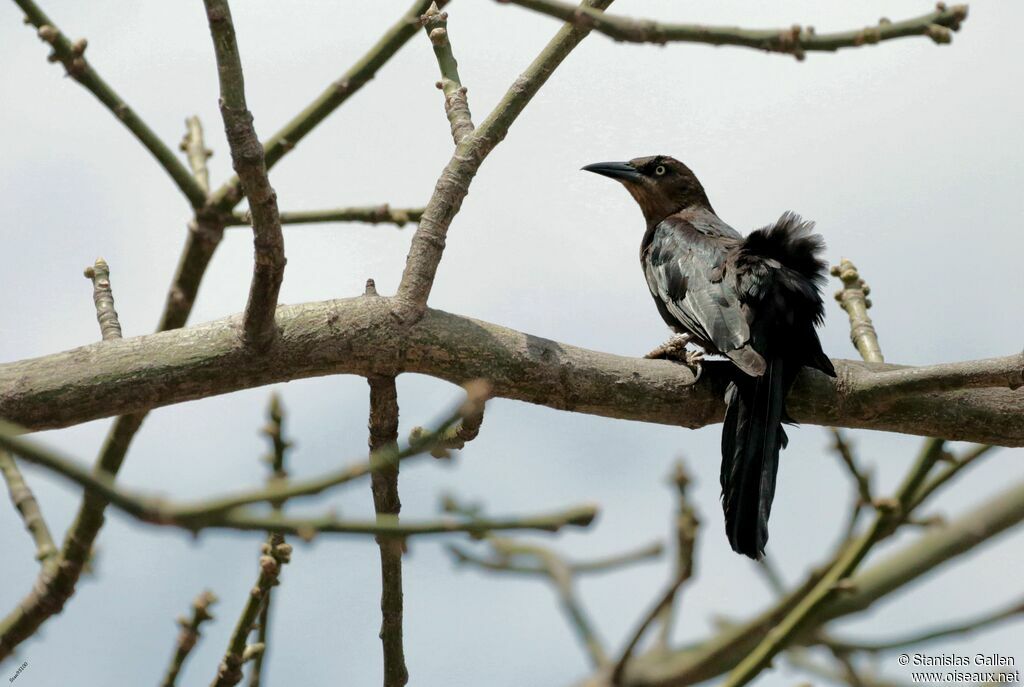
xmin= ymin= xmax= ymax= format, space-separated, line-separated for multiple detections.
xmin=583 ymin=155 xmax=835 ymax=559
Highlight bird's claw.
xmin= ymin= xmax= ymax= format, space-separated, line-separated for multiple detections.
xmin=644 ymin=334 xmax=692 ymax=361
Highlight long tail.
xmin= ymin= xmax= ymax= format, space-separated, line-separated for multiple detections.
xmin=721 ymin=357 xmax=788 ymax=560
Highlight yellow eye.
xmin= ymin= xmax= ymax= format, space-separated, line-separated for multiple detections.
xmin=655 ymin=165 xmax=666 ymax=176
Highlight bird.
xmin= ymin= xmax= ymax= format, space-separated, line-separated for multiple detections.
xmin=583 ymin=155 xmax=835 ymax=559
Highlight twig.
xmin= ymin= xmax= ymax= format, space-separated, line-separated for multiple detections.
xmin=367 ymin=376 xmax=408 ymax=687
xmin=827 ymin=595 xmax=1024 ymax=654
xmin=832 ymin=259 xmax=883 ymax=363
xmin=500 ymin=1 xmax=968 ymax=61
xmin=0 ymin=0 xmax=442 ymax=661
xmin=0 ymin=419 xmax=596 ymax=538
xmin=0 ymin=449 xmax=56 ymax=564
xmin=615 ymin=461 xmax=698 ymax=683
xmin=492 ymin=538 xmax=609 ymax=667
xmin=722 ymin=439 xmax=946 ymax=687
xmin=907 ymin=443 xmax=996 ymax=512
xmin=211 ymin=535 xmax=292 ymax=687
xmin=422 ymin=3 xmax=474 ymax=144
xmin=408 ymin=393 xmax=484 ymax=459
xmin=227 ymin=206 xmax=424 ymax=228
xmin=159 ymin=590 xmax=217 ymax=687
xmin=180 ymin=116 xmax=213 ymax=195
xmin=608 ymin=476 xmax=1024 ymax=686
xmin=393 ymin=0 xmax=615 ymax=322
xmin=13 ymin=0 xmax=206 ymax=208
xmin=247 ymin=394 xmax=290 ymax=687
xmin=208 ymin=0 xmax=446 ymax=211
xmin=449 ymin=539 xmax=662 ymax=576
xmin=203 ymin=0 xmax=286 ymax=351
xmin=83 ymin=258 xmax=123 ymax=341
xmin=830 ymin=430 xmax=872 ymax=507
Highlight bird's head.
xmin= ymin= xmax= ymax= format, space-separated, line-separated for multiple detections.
xmin=582 ymin=155 xmax=711 ymax=224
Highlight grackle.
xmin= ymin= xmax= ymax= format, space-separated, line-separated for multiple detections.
xmin=584 ymin=155 xmax=835 ymax=559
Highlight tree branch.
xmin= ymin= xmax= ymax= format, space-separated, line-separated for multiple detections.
xmin=159 ymin=590 xmax=217 ymax=687
xmin=393 ymin=0 xmax=615 ymax=322
xmin=367 ymin=375 xmax=408 ymax=687
xmin=827 ymin=595 xmax=1024 ymax=655
xmin=227 ymin=206 xmax=424 ymax=228
xmin=203 ymin=0 xmax=286 ymax=351
xmin=83 ymin=258 xmax=123 ymax=341
xmin=499 ymin=1 xmax=968 ymax=61
xmin=247 ymin=395 xmax=290 ymax=687
xmin=422 ymin=2 xmax=474 ymax=144
xmin=613 ymin=462 xmax=698 ymax=685
xmin=832 ymin=259 xmax=884 ymax=363
xmin=212 ymin=535 xmax=292 ymax=687
xmin=2 ymin=296 xmax=1022 ymax=445
xmin=207 ymin=0 xmax=446 ymax=211
xmin=721 ymin=439 xmax=946 ymax=687
xmin=180 ymin=116 xmax=213 ymax=195
xmin=0 ymin=449 xmax=56 ymax=564
xmin=591 ymin=476 xmax=1024 ymax=687
xmin=12 ymin=0 xmax=207 ymax=208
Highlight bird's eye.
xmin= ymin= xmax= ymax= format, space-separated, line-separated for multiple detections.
xmin=654 ymin=165 xmax=666 ymax=176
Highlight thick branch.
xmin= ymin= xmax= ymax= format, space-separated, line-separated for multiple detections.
xmin=207 ymin=0 xmax=446 ymax=210
xmin=393 ymin=0 xmax=615 ymax=322
xmin=227 ymin=206 xmax=424 ymax=228
xmin=0 ymin=449 xmax=56 ymax=564
xmin=203 ymin=0 xmax=286 ymax=351
xmin=2 ymin=296 xmax=1022 ymax=445
xmin=501 ymin=1 xmax=968 ymax=60
xmin=13 ymin=0 xmax=207 ymax=208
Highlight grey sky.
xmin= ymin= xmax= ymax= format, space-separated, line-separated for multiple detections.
xmin=1 ymin=1 xmax=1022 ymax=685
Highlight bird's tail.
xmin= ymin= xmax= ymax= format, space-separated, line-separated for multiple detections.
xmin=721 ymin=356 xmax=788 ymax=560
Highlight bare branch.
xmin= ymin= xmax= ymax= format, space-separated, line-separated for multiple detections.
xmin=367 ymin=375 xmax=408 ymax=687
xmin=0 ymin=449 xmax=56 ymax=564
xmin=180 ymin=116 xmax=213 ymax=195
xmin=2 ymin=297 xmax=1022 ymax=445
xmin=247 ymin=394 xmax=291 ymax=687
xmin=0 ymin=419 xmax=597 ymax=539
xmin=450 ymin=539 xmax=662 ymax=576
xmin=832 ymin=259 xmax=884 ymax=364
xmin=500 ymin=1 xmax=968 ymax=61
xmin=828 ymin=596 xmax=1024 ymax=654
xmin=722 ymin=439 xmax=946 ymax=687
xmin=208 ymin=0 xmax=446 ymax=211
xmin=212 ymin=535 xmax=292 ymax=687
xmin=614 ymin=462 xmax=698 ymax=684
xmin=227 ymin=206 xmax=424 ymax=228
xmin=203 ymin=0 xmax=286 ymax=351
xmin=393 ymin=0 xmax=615 ymax=322
xmin=12 ymin=0 xmax=207 ymax=208
xmin=83 ymin=258 xmax=123 ymax=341
xmin=422 ymin=3 xmax=474 ymax=144
xmin=159 ymin=590 xmax=217 ymax=687
xmin=596 ymin=476 xmax=1024 ymax=687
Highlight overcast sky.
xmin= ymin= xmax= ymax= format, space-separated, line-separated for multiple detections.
xmin=2 ymin=1 xmax=1022 ymax=686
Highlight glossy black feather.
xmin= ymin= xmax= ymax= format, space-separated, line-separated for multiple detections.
xmin=642 ymin=209 xmax=835 ymax=558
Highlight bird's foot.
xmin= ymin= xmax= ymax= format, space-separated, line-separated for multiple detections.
xmin=645 ymin=334 xmax=703 ymax=383
xmin=645 ymin=333 xmax=693 ymax=361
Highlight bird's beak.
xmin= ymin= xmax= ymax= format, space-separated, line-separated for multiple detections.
xmin=581 ymin=161 xmax=642 ymax=183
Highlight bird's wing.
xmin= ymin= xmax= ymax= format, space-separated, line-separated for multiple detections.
xmin=644 ymin=216 xmax=761 ymax=373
